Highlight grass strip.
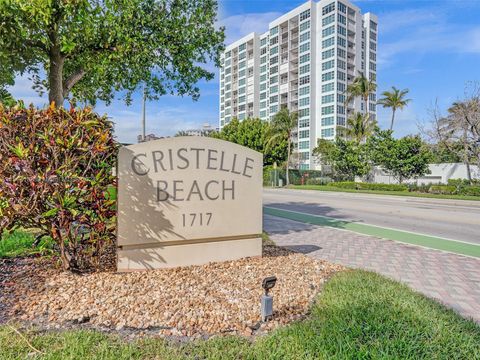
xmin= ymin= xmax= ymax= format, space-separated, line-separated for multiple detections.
xmin=1 ymin=270 xmax=478 ymax=359
xmin=288 ymin=185 xmax=480 ymax=201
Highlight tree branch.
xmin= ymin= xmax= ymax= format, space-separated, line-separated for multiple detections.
xmin=63 ymin=68 xmax=86 ymax=97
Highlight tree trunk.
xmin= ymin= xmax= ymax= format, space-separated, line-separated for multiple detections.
xmin=48 ymin=49 xmax=65 ymax=107
xmin=463 ymin=128 xmax=472 ymax=184
xmin=286 ymin=135 xmax=291 ymax=186
xmin=390 ymin=108 xmax=396 ymax=131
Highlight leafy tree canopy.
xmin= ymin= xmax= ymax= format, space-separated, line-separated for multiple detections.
xmin=0 ymin=0 xmax=225 ymax=106
xmin=313 ymin=138 xmax=371 ymax=181
xmin=368 ymin=130 xmax=432 ymax=183
xmin=212 ymin=117 xmax=288 ymax=166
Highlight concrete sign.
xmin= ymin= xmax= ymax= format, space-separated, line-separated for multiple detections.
xmin=117 ymin=137 xmax=263 ymax=271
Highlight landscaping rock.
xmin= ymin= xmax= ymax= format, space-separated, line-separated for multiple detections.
xmin=0 ymin=246 xmax=344 ymax=338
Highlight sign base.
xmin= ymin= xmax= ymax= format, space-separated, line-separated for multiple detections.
xmin=117 ymin=237 xmax=262 ymax=272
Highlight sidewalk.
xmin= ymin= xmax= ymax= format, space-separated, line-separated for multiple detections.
xmin=264 ymin=214 xmax=480 ymax=323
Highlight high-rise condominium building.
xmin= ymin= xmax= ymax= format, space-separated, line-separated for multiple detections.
xmin=218 ymin=0 xmax=378 ymax=169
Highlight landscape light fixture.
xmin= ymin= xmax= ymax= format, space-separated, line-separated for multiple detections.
xmin=261 ymin=276 xmax=277 ymax=322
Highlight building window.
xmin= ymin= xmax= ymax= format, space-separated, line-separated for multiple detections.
xmin=238 ymin=78 xmax=245 ymax=86
xmin=322 ymin=71 xmax=334 ymax=82
xmin=300 ymin=152 xmax=310 ymax=160
xmin=300 ymin=32 xmax=310 ymax=43
xmin=270 ymin=86 xmax=278 ymax=94
xmin=322 ymin=37 xmax=335 ymax=48
xmin=261 ymin=56 xmax=267 ymax=64
xmin=239 ymin=61 xmax=246 ymax=69
xmin=322 ymin=95 xmax=335 ymax=105
xmin=300 ymin=53 xmax=310 ymax=64
xmin=337 ymin=25 xmax=346 ymax=36
xmin=270 ymin=94 xmax=278 ymax=103
xmin=338 ymin=59 xmax=346 ymax=70
xmin=322 ymin=60 xmax=334 ymax=71
xmin=322 ymin=3 xmax=335 ymax=15
xmin=270 ymin=75 xmax=278 ymax=84
xmin=338 ymin=2 xmax=347 ymax=13
xmin=260 ymin=92 xmax=267 ymax=100
xmin=322 ymin=94 xmax=334 ymax=104
xmin=260 ymin=37 xmax=267 ymax=46
xmin=270 ymin=105 xmax=278 ymax=113
xmin=299 ymin=140 xmax=309 ymax=150
xmin=270 ymin=46 xmax=278 ymax=55
xmin=270 ymin=65 xmax=278 ymax=74
xmin=321 ymin=117 xmax=335 ymax=126
xmin=337 ymin=94 xmax=345 ymax=103
xmin=270 ymin=36 xmax=278 ymax=46
xmin=337 ymin=36 xmax=346 ymax=47
xmin=369 ymin=62 xmax=376 ymax=71
xmin=299 ymin=129 xmax=309 ymax=139
xmin=323 ymin=14 xmax=335 ymax=26
xmin=299 ymin=42 xmax=310 ymax=53
xmin=322 ymin=82 xmax=334 ymax=92
xmin=370 ymin=41 xmax=377 ymax=51
xmin=260 ymin=83 xmax=267 ymax=91
xmin=239 ymin=43 xmax=246 ymax=51
xmin=299 ymin=86 xmax=310 ymax=96
xmin=337 ymin=116 xmax=346 ymax=126
xmin=299 ymin=118 xmax=310 ymax=127
xmin=370 ymin=21 xmax=377 ymax=31
xmin=270 ymin=56 xmax=278 ymax=65
xmin=300 ymin=64 xmax=310 ymax=75
xmin=238 ymin=87 xmax=245 ymax=94
xmin=299 ymin=108 xmax=310 ymax=117
xmin=300 ymin=9 xmax=310 ymax=21
xmin=338 ymin=14 xmax=346 ymax=25
xmin=239 ymin=95 xmax=246 ymax=103
xmin=300 ymin=20 xmax=310 ymax=32
xmin=370 ymin=31 xmax=376 ymax=40
xmin=338 ymin=82 xmax=346 ymax=92
xmin=321 ymin=128 xmax=335 ymax=137
xmin=299 ymin=97 xmax=310 ymax=107
xmin=270 ymin=26 xmax=278 ymax=36
xmin=299 ymin=75 xmax=310 ymax=85
xmin=322 ymin=105 xmax=334 ymax=115
xmin=338 ymin=71 xmax=346 ymax=81
xmin=322 ymin=25 xmax=335 ymax=37
xmin=322 ymin=48 xmax=335 ymax=60
xmin=337 ymin=105 xmax=345 ymax=114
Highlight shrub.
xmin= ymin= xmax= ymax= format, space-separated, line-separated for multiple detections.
xmin=0 ymin=104 xmax=118 ymax=271
xmin=458 ymin=186 xmax=480 ymax=196
xmin=306 ymin=177 xmax=333 ymax=186
xmin=429 ymin=185 xmax=456 ymax=195
xmin=407 ymin=183 xmax=432 ymax=193
xmin=332 ymin=182 xmax=408 ymax=191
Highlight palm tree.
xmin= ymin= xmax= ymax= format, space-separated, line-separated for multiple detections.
xmin=267 ymin=107 xmax=298 ymax=186
xmin=346 ymin=112 xmax=376 ymax=143
xmin=345 ymin=72 xmax=377 ymax=117
xmin=378 ymin=86 xmax=411 ymax=130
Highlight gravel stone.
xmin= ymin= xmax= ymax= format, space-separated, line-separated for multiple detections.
xmin=0 ymin=246 xmax=344 ymax=338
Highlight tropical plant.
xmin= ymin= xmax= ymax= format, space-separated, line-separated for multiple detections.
xmin=345 ymin=72 xmax=377 ymax=116
xmin=0 ymin=0 xmax=225 ymax=106
xmin=0 ymin=88 xmax=15 ymax=107
xmin=0 ymin=105 xmax=118 ymax=271
xmin=214 ymin=117 xmax=288 ymax=166
xmin=174 ymin=130 xmax=191 ymax=137
xmin=346 ymin=112 xmax=376 ymax=143
xmin=267 ymin=108 xmax=298 ymax=185
xmin=368 ymin=130 xmax=432 ymax=183
xmin=313 ymin=138 xmax=371 ymax=181
xmin=378 ymin=86 xmax=411 ymax=130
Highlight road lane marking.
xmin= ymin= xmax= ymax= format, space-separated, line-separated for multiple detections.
xmin=264 ymin=206 xmax=480 ymax=258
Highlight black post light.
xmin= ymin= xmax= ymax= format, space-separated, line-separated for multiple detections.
xmin=261 ymin=276 xmax=277 ymax=322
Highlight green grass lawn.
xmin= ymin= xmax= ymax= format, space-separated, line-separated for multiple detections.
xmin=1 ymin=270 xmax=479 ymax=359
xmin=288 ymin=185 xmax=480 ymax=201
xmin=0 ymin=230 xmax=53 ymax=259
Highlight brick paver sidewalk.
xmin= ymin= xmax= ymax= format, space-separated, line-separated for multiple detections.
xmin=264 ymin=214 xmax=480 ymax=323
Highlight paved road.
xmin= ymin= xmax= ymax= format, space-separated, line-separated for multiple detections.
xmin=264 ymin=214 xmax=480 ymax=323
xmin=263 ymin=188 xmax=480 ymax=244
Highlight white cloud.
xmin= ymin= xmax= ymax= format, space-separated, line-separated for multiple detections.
xmin=219 ymin=11 xmax=282 ymax=44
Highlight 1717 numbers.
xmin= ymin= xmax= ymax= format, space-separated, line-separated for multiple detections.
xmin=182 ymin=212 xmax=212 ymax=227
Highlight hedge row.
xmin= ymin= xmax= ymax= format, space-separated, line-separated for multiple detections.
xmin=331 ymin=182 xmax=408 ymax=192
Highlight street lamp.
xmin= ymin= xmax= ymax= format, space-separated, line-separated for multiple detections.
xmin=261 ymin=276 xmax=277 ymax=322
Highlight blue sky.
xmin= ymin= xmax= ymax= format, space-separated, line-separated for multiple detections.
xmin=8 ymin=0 xmax=480 ymax=143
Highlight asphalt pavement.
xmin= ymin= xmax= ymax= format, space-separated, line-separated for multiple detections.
xmin=263 ymin=188 xmax=480 ymax=245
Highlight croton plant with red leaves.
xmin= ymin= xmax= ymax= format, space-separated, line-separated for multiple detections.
xmin=0 ymin=104 xmax=118 ymax=271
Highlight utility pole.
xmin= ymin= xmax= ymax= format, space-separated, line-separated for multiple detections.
xmin=142 ymin=84 xmax=146 ymax=141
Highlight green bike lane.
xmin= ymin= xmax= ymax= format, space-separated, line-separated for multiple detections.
xmin=264 ymin=206 xmax=480 ymax=259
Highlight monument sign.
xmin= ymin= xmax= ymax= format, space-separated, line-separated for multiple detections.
xmin=117 ymin=137 xmax=263 ymax=271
